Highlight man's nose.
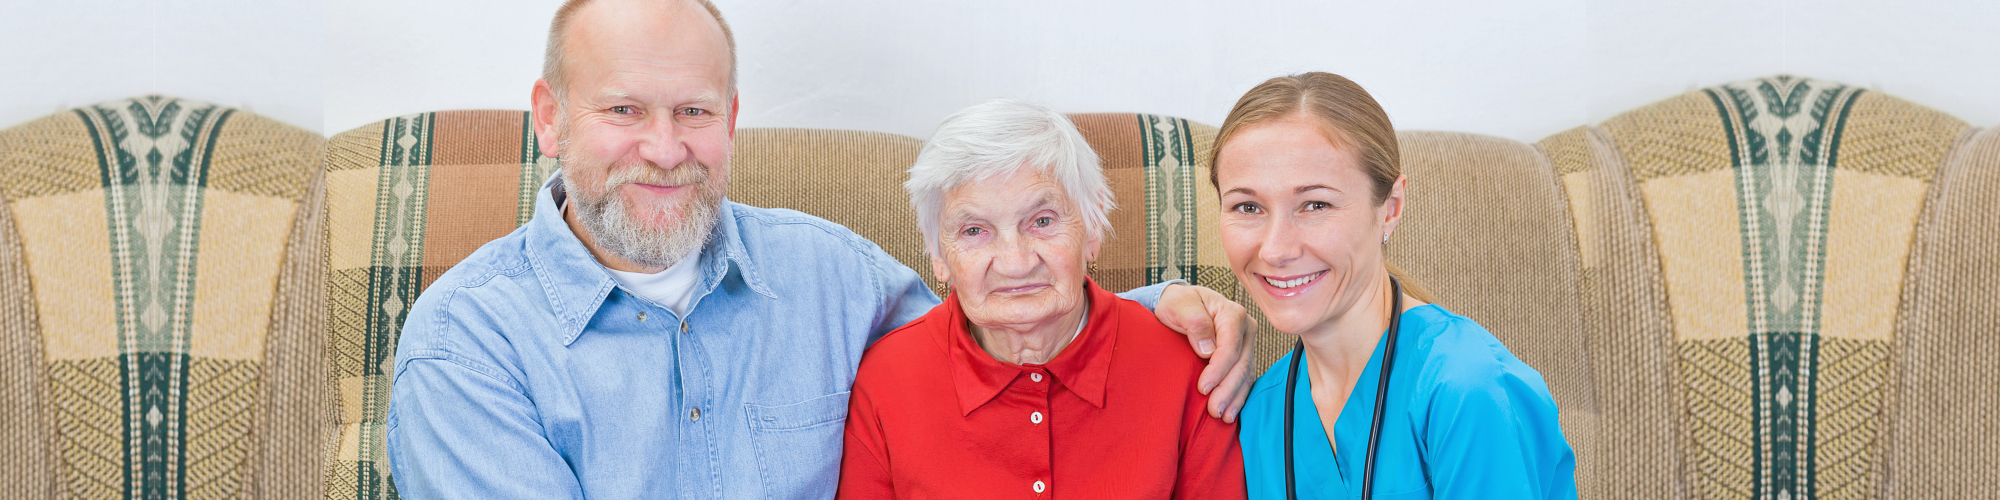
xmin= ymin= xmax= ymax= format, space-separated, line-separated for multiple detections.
xmin=635 ymin=115 xmax=692 ymax=168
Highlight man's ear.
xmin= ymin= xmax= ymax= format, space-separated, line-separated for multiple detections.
xmin=532 ymin=79 xmax=562 ymax=159
xmin=727 ymin=93 xmax=740 ymax=139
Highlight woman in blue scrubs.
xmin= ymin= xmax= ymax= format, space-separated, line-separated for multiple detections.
xmin=1210 ymin=72 xmax=1578 ymax=499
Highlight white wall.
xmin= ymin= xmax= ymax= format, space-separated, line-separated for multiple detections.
xmin=325 ymin=0 xmax=1999 ymax=142
xmin=0 ymin=0 xmax=324 ymax=133
xmin=11 ymin=1 xmax=1994 ymax=142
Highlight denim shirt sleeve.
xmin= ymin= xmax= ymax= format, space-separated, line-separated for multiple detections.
xmin=866 ymin=240 xmax=942 ymax=343
xmin=389 ymin=352 xmax=585 ymax=500
xmin=1115 ymin=278 xmax=1185 ymax=311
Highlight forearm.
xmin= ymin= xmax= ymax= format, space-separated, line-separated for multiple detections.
xmin=390 ymin=357 xmax=584 ymax=500
xmin=1116 ymin=279 xmax=1187 ymax=311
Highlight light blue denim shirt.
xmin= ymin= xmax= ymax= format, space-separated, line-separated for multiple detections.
xmin=388 ymin=176 xmax=1171 ymax=499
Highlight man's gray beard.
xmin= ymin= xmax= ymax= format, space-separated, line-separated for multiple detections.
xmin=561 ymin=157 xmax=723 ymax=271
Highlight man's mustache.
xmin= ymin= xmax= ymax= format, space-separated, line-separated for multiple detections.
xmin=604 ymin=161 xmax=709 ymax=190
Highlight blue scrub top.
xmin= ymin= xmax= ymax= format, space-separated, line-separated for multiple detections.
xmin=1239 ymin=304 xmax=1578 ymax=499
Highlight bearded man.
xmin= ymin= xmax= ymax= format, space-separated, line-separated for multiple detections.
xmin=385 ymin=0 xmax=1257 ymax=498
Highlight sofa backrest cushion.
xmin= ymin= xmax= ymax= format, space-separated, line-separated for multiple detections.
xmin=0 ymin=96 xmax=323 ymax=499
xmin=1588 ymin=75 xmax=1973 ymax=499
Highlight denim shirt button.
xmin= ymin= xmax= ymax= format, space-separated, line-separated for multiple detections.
xmin=689 ymin=408 xmax=702 ymax=421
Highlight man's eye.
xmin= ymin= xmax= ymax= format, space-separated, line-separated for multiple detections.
xmin=610 ymin=106 xmax=635 ymax=114
xmin=1033 ymin=216 xmax=1054 ymax=227
xmin=682 ymin=108 xmax=707 ymax=116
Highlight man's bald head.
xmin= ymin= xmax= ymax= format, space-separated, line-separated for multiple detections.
xmin=542 ymin=0 xmax=737 ymax=101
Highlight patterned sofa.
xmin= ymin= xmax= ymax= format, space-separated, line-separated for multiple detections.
xmin=2 ymin=74 xmax=1994 ymax=500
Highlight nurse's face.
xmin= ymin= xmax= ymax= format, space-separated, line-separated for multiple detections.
xmin=1214 ymin=116 xmax=1404 ymax=336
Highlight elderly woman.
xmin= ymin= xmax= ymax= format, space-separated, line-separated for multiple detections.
xmin=1215 ymin=73 xmax=1576 ymax=499
xmin=837 ymin=99 xmax=1247 ymax=499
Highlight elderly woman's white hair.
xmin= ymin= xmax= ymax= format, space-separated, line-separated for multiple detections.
xmin=906 ymin=99 xmax=1115 ymax=258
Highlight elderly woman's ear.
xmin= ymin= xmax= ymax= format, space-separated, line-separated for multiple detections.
xmin=929 ymin=253 xmax=951 ymax=287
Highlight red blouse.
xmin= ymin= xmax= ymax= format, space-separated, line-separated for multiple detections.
xmin=837 ymin=281 xmax=1246 ymax=499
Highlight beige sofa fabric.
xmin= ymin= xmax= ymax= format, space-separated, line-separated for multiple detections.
xmin=727 ymin=128 xmax=933 ymax=293
xmin=1393 ymin=130 xmax=1601 ymax=498
xmin=1890 ymin=125 xmax=2000 ymax=498
xmin=1541 ymin=125 xmax=1685 ymax=499
xmin=0 ymin=182 xmax=54 ymax=497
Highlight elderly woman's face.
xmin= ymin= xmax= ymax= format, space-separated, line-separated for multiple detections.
xmin=1214 ymin=117 xmax=1402 ymax=336
xmin=933 ymin=167 xmax=1101 ymax=332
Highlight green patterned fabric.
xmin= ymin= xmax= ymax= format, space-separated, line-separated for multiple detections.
xmin=0 ymin=96 xmax=322 ymax=499
xmin=1711 ymin=77 xmax=1864 ymax=499
xmin=1570 ymin=75 xmax=1971 ymax=500
xmin=323 ymin=110 xmax=555 ymax=500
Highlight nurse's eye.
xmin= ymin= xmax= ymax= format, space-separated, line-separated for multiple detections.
xmin=1032 ymin=216 xmax=1054 ymax=227
xmin=1301 ymin=201 xmax=1330 ymax=212
xmin=610 ymin=105 xmax=636 ymax=115
xmin=1230 ymin=202 xmax=1262 ymax=215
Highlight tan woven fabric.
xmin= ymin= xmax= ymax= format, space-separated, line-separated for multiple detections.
xmin=1394 ymin=131 xmax=1599 ymax=498
xmin=1539 ymin=126 xmax=1682 ymax=498
xmin=262 ymin=162 xmax=329 ymax=500
xmin=1890 ymin=125 xmax=2000 ymax=498
xmin=0 ymin=174 xmax=54 ymax=498
xmin=727 ymin=128 xmax=930 ymax=292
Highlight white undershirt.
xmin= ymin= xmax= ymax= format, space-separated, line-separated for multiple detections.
xmin=605 ymin=246 xmax=704 ymax=318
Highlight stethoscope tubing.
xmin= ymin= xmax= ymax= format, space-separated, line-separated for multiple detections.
xmin=1284 ymin=276 xmax=1402 ymax=500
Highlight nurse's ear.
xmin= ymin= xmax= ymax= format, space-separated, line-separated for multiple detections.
xmin=1379 ymin=174 xmax=1409 ymax=240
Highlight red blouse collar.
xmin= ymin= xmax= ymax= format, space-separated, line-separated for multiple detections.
xmin=944 ymin=279 xmax=1123 ymax=415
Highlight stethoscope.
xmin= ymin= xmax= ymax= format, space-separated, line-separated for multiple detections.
xmin=1283 ymin=276 xmax=1402 ymax=500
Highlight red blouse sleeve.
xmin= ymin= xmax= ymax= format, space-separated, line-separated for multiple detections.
xmin=836 ymin=385 xmax=894 ymax=499
xmin=1174 ymin=392 xmax=1248 ymax=499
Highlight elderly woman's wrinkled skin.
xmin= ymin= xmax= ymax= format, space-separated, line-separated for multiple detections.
xmin=931 ymin=167 xmax=1102 ymax=365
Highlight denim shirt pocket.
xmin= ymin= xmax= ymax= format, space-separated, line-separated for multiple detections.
xmin=744 ymin=391 xmax=851 ymax=499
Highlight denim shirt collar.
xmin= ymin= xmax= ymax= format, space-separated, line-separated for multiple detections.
xmin=523 ymin=172 xmax=775 ymax=345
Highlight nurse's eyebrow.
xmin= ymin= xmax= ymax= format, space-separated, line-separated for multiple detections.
xmin=1296 ymin=184 xmax=1338 ymax=194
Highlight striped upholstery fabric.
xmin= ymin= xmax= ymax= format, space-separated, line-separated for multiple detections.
xmin=0 ymin=96 xmax=324 ymax=499
xmin=1542 ymin=75 xmax=1991 ymax=500
xmin=322 ymin=110 xmax=555 ymax=500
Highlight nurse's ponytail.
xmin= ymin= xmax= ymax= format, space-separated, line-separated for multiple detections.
xmin=1208 ymin=72 xmax=1437 ymax=304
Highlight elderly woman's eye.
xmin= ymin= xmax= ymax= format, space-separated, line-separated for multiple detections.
xmin=961 ymin=227 xmax=983 ymax=237
xmin=1033 ymin=216 xmax=1054 ymax=227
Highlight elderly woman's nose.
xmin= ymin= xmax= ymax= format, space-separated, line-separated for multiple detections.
xmin=990 ymin=230 xmax=1042 ymax=276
